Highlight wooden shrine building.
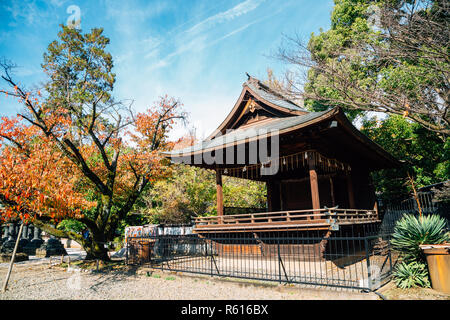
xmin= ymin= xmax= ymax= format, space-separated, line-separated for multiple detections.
xmin=162 ymin=75 xmax=400 ymax=244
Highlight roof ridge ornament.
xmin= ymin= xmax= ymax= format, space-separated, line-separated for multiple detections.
xmin=244 ymin=73 xmax=303 ymax=110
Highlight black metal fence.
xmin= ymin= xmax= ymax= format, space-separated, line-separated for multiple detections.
xmin=125 ymin=185 xmax=448 ymax=292
xmin=126 ymin=227 xmax=395 ymax=291
xmin=379 ymin=190 xmax=450 ymax=234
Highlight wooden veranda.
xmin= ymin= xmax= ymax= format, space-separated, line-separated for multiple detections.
xmin=194 ymin=208 xmax=379 ymax=233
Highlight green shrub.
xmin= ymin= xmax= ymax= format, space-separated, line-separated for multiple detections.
xmin=113 ymin=236 xmax=124 ymax=250
xmin=393 ymin=261 xmax=431 ymax=289
xmin=391 ymin=214 xmax=449 ymax=262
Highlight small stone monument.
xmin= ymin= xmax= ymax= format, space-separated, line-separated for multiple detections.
xmin=23 ymin=225 xmax=41 ymax=255
xmin=27 ymin=225 xmax=34 ymax=241
xmin=1 ymin=223 xmax=19 ymax=254
xmin=0 ymin=224 xmax=8 ymax=245
xmin=18 ymin=224 xmax=30 ymax=248
xmin=35 ymin=226 xmax=67 ymax=257
xmin=0 ymin=222 xmax=29 ymax=262
xmin=30 ymin=226 xmax=44 ymax=248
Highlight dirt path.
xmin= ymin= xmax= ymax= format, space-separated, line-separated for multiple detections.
xmin=0 ymin=262 xmax=379 ymax=300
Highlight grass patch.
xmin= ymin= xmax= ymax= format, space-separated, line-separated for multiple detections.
xmin=165 ymin=276 xmax=176 ymax=281
xmin=58 ymin=259 xmax=125 ymax=271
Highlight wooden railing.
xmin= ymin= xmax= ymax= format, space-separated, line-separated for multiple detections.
xmin=224 ymin=206 xmax=265 ymax=215
xmin=194 ymin=208 xmax=379 ymax=232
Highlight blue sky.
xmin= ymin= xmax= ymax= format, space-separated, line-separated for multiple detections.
xmin=0 ymin=0 xmax=334 ymax=139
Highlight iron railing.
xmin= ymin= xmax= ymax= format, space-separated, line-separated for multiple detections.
xmin=379 ymin=191 xmax=449 ymax=234
xmin=126 ymin=227 xmax=395 ymax=291
xmin=125 ymin=187 xmax=448 ymax=292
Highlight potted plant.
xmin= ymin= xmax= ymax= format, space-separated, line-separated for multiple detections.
xmin=391 ymin=214 xmax=450 ymax=292
xmin=419 ymin=243 xmax=450 ymax=294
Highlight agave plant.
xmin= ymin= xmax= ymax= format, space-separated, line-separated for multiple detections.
xmin=391 ymin=214 xmax=449 ymax=263
xmin=393 ymin=261 xmax=431 ymax=289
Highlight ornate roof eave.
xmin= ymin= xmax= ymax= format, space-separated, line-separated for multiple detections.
xmin=161 ymin=106 xmax=401 ymax=169
xmin=162 ymin=107 xmax=339 ymax=158
xmin=333 ymin=109 xmax=402 ymax=167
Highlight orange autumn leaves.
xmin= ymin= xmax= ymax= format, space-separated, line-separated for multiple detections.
xmin=124 ymin=96 xmax=184 ymax=184
xmin=0 ymin=116 xmax=96 ymax=223
xmin=0 ymin=95 xmax=184 ymax=223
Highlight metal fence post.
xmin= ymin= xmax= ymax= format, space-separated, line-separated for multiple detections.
xmin=388 ymin=237 xmax=393 ymax=276
xmin=277 ymin=241 xmax=281 ymax=284
xmin=161 ymin=238 xmax=164 ymax=272
xmin=209 ymin=240 xmax=213 ymax=277
xmin=125 ymin=240 xmax=128 ymax=265
xmin=364 ymin=237 xmax=372 ymax=291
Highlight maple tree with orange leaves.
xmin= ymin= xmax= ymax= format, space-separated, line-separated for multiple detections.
xmin=0 ymin=25 xmax=185 ymax=260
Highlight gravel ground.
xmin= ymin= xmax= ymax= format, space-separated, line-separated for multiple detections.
xmin=378 ymin=281 xmax=450 ymax=300
xmin=0 ymin=252 xmax=377 ymax=300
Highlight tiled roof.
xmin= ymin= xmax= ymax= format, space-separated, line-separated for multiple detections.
xmin=163 ymin=110 xmax=329 ymax=156
xmin=245 ymin=77 xmax=306 ymax=112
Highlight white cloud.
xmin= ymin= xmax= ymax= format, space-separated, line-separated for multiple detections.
xmin=13 ymin=65 xmax=41 ymax=77
xmin=5 ymin=1 xmax=41 ymax=25
xmin=144 ymin=0 xmax=267 ymax=71
xmin=106 ymin=0 xmax=288 ymax=140
xmin=50 ymin=0 xmax=67 ymax=7
xmin=104 ymin=0 xmax=171 ymax=22
xmin=185 ymin=0 xmax=265 ymax=36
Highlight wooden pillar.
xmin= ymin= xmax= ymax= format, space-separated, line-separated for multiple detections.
xmin=346 ymin=173 xmax=356 ymax=209
xmin=373 ymin=200 xmax=379 ymax=217
xmin=369 ymin=175 xmax=379 ymax=218
xmin=329 ymin=176 xmax=336 ymax=207
xmin=216 ymin=170 xmax=224 ymax=218
xmin=266 ymin=181 xmax=273 ymax=212
xmin=308 ymin=155 xmax=320 ymax=213
xmin=279 ymin=181 xmax=284 ymax=211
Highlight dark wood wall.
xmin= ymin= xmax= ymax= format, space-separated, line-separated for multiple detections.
xmin=266 ymin=171 xmax=376 ymax=212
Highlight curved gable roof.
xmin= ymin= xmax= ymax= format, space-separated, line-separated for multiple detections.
xmin=162 ymin=75 xmax=400 ymax=170
xmin=164 ymin=109 xmax=331 ymax=156
xmin=245 ymin=76 xmax=305 ymax=112
xmin=163 ymin=106 xmax=401 ymax=169
xmin=207 ymin=75 xmax=307 ymax=140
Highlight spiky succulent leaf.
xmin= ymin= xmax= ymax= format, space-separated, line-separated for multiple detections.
xmin=393 ymin=261 xmax=431 ymax=289
xmin=391 ymin=214 xmax=449 ymax=262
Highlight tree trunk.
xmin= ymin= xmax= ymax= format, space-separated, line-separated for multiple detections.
xmin=84 ymin=239 xmax=110 ymax=261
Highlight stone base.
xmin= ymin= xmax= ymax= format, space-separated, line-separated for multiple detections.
xmin=35 ymin=248 xmax=47 ymax=258
xmin=35 ymin=248 xmax=67 ymax=258
xmin=0 ymin=252 xmax=29 ymax=263
xmin=30 ymin=239 xmax=44 ymax=248
xmin=36 ymin=240 xmax=68 ymax=258
xmin=1 ymin=240 xmax=23 ymax=254
xmin=18 ymin=239 xmax=30 ymax=248
xmin=22 ymin=246 xmax=37 ymax=256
